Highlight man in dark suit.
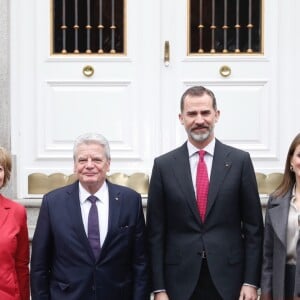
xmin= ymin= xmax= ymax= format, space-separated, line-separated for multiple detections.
xmin=147 ymin=86 xmax=264 ymax=300
xmin=30 ymin=133 xmax=149 ymax=300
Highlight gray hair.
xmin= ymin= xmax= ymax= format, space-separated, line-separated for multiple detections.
xmin=73 ymin=133 xmax=111 ymax=161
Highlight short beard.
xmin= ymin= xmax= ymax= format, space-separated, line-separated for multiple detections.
xmin=189 ymin=131 xmax=210 ymax=142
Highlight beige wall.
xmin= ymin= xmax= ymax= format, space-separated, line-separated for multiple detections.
xmin=0 ymin=0 xmax=10 ymax=149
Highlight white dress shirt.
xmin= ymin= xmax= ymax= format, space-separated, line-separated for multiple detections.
xmin=187 ymin=139 xmax=215 ymax=197
xmin=79 ymin=181 xmax=109 ymax=247
xmin=287 ymin=185 xmax=299 ymax=265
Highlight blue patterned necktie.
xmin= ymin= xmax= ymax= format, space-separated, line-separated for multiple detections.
xmin=87 ymin=195 xmax=101 ymax=259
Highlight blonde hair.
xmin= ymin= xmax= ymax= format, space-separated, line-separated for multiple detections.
xmin=0 ymin=147 xmax=12 ymax=187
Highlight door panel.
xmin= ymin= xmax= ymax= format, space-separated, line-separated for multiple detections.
xmin=11 ymin=0 xmax=161 ymax=197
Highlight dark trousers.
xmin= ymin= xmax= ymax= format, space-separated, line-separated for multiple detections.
xmin=285 ymin=264 xmax=296 ymax=300
xmin=190 ymin=258 xmax=222 ymax=300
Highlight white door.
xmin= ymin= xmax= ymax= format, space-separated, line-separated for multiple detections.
xmin=160 ymin=0 xmax=279 ymax=168
xmin=11 ymin=0 xmax=162 ymax=197
xmin=10 ymin=0 xmax=279 ymax=198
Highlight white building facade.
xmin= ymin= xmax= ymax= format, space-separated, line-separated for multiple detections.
xmin=1 ymin=0 xmax=300 ymax=235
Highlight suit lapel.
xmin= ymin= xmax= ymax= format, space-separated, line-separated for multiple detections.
xmin=65 ymin=182 xmax=95 ymax=261
xmin=206 ymin=140 xmax=232 ymax=218
xmin=100 ymin=181 xmax=121 ymax=253
xmin=0 ymin=195 xmax=10 ymax=228
xmin=172 ymin=143 xmax=202 ymax=225
xmin=268 ymin=193 xmax=290 ymax=247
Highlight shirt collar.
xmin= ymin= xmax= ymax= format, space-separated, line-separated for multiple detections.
xmin=79 ymin=181 xmax=108 ymax=204
xmin=187 ymin=138 xmax=216 ymax=158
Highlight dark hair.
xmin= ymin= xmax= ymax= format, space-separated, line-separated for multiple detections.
xmin=0 ymin=146 xmax=12 ymax=188
xmin=272 ymin=133 xmax=300 ymax=198
xmin=180 ymin=86 xmax=217 ymax=112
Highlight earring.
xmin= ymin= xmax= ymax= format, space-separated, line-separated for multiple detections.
xmin=290 ymin=165 xmax=294 ymax=172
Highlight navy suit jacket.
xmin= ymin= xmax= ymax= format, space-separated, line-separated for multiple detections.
xmin=147 ymin=139 xmax=264 ymax=300
xmin=30 ymin=180 xmax=149 ymax=300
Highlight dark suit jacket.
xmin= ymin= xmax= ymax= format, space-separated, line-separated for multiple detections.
xmin=147 ymin=139 xmax=264 ymax=300
xmin=261 ymin=191 xmax=300 ymax=300
xmin=0 ymin=194 xmax=30 ymax=300
xmin=30 ymin=180 xmax=149 ymax=300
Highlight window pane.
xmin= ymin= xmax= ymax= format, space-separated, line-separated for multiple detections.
xmin=53 ymin=0 xmax=125 ymax=54
xmin=189 ymin=0 xmax=262 ymax=54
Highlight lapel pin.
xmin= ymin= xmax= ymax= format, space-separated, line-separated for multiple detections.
xmin=115 ymin=197 xmax=119 ymax=201
xmin=225 ymin=162 xmax=231 ymax=167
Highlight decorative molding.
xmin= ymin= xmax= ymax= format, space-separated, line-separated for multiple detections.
xmin=180 ymin=80 xmax=279 ymax=160
xmin=34 ymin=80 xmax=142 ymax=160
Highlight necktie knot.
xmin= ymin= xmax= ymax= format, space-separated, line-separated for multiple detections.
xmin=88 ymin=195 xmax=98 ymax=204
xmin=199 ymin=150 xmax=205 ymax=162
